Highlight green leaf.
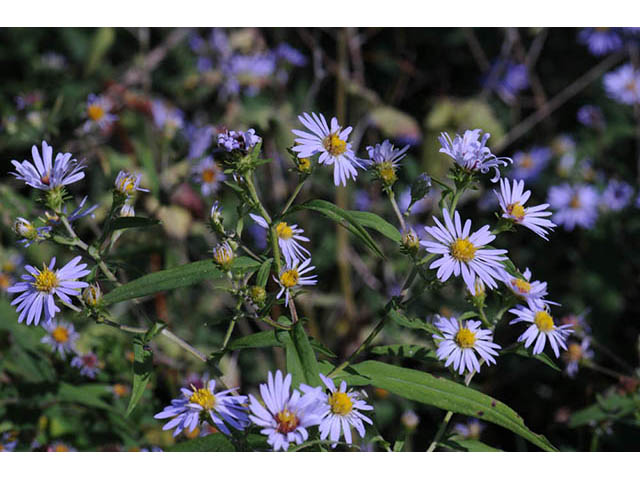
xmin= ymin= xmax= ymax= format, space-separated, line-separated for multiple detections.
xmin=388 ymin=308 xmax=439 ymax=335
xmin=126 ymin=336 xmax=154 ymax=416
xmin=85 ymin=27 xmax=115 ymax=75
xmin=348 ymin=210 xmax=402 ymax=243
xmin=569 ymin=393 xmax=639 ymax=428
xmin=309 ymin=337 xmax=337 ymax=358
xmin=102 ymin=257 xmax=259 ymax=306
xmin=370 ymin=344 xmax=437 ymax=363
xmin=109 ymin=216 xmax=161 ymax=231
xmin=57 ymin=383 xmax=116 ymax=412
xmin=351 ymin=360 xmax=557 ymax=451
xmin=295 ymin=199 xmax=384 ymax=257
xmin=290 ymin=322 xmax=321 ymax=387
xmin=227 ymin=330 xmax=282 ymax=350
xmin=280 ymin=331 xmax=305 ymax=388
xmin=256 ymin=258 xmax=273 ymax=287
xmin=318 ymin=361 xmax=372 ymax=387
xmin=442 ymin=437 xmax=502 ymax=452
xmin=500 ymin=344 xmax=561 ymax=372
xmin=168 ymin=433 xmax=235 ymax=452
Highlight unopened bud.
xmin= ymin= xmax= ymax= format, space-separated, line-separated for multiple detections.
xmin=402 ymin=228 xmax=420 ymax=254
xmin=212 ymin=242 xmax=235 ymax=270
xmin=83 ymin=284 xmax=102 ymax=307
xmin=13 ymin=217 xmax=37 ymax=240
xmin=410 ymin=173 xmax=432 ymax=204
xmin=249 ymin=285 xmax=266 ymax=305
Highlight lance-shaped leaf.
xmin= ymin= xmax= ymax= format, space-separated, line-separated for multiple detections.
xmin=500 ymin=344 xmax=561 ymax=372
xmin=126 ymin=335 xmax=154 ymax=416
xmin=351 ymin=360 xmax=557 ymax=451
xmin=348 ymin=210 xmax=402 ymax=243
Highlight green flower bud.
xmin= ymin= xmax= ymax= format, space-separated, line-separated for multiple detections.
xmin=249 ymin=285 xmax=267 ymax=305
xmin=410 ymin=173 xmax=432 ymax=204
xmin=83 ymin=284 xmax=102 ymax=307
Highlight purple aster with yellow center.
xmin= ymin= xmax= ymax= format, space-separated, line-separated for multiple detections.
xmin=250 ymin=214 xmax=310 ymax=266
xmin=41 ymin=320 xmax=79 ymax=359
xmin=274 ymin=257 xmax=317 ymax=307
xmin=509 ymin=146 xmax=551 ymax=182
xmin=11 ymin=141 xmax=85 ymax=191
xmin=191 ymin=156 xmax=226 ymax=196
xmin=71 ymin=351 xmax=101 ymax=378
xmin=7 ymin=256 xmax=90 ymax=326
xmin=548 ymin=183 xmax=599 ymax=231
xmin=509 ymin=305 xmax=572 ymax=358
xmin=83 ymin=93 xmax=117 ymax=132
xmin=603 ymin=63 xmax=640 ymax=105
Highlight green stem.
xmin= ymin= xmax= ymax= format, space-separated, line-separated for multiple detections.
xmin=222 ymin=317 xmax=237 ymax=350
xmin=280 ymin=178 xmax=307 ymax=217
xmin=244 ymin=173 xmax=271 ymax=223
xmin=388 ymin=189 xmax=406 ymax=232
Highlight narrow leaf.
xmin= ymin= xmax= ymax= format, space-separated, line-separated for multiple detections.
xmin=290 ymin=322 xmax=321 ymax=386
xmin=500 ymin=344 xmax=562 ymax=372
xmin=126 ymin=336 xmax=154 ymax=416
xmin=109 ymin=216 xmax=160 ymax=231
xmin=256 ymin=258 xmax=274 ymax=287
xmin=348 ymin=210 xmax=402 ymax=243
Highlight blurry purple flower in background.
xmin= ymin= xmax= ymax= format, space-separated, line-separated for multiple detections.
xmin=509 ymin=146 xmax=552 ymax=182
xmin=600 ymin=179 xmax=634 ymax=211
xmin=603 ymin=63 xmax=640 ymax=105
xmin=550 ymin=134 xmax=576 ymax=157
xmin=578 ymin=28 xmax=623 ymax=56
xmin=275 ymin=42 xmax=307 ymax=67
xmin=577 ymin=105 xmax=605 ymax=129
xmin=548 ymin=183 xmax=599 ymax=231
xmin=353 ymin=190 xmax=372 ymax=211
xmin=151 ymin=100 xmax=184 ymax=134
xmin=485 ymin=60 xmax=529 ymax=103
xmin=40 ymin=52 xmax=67 ymax=71
xmin=398 ymin=187 xmax=431 ymax=215
xmin=83 ymin=93 xmax=117 ymax=133
xmin=186 ymin=124 xmax=215 ymax=159
xmin=71 ymin=351 xmax=100 ymax=378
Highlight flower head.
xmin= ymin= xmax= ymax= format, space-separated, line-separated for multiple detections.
xmin=501 ymin=267 xmax=554 ymax=310
xmin=274 ymin=258 xmax=317 ymax=307
xmin=47 ymin=442 xmax=76 ymax=452
xmin=509 ymin=305 xmax=572 ymax=358
xmin=600 ymin=179 xmax=634 ymax=211
xmin=13 ymin=217 xmax=51 ymax=247
xmin=71 ymin=351 xmax=101 ymax=378
xmin=192 ymin=156 xmax=226 ymax=196
xmin=494 ymin=178 xmax=556 ymax=240
xmin=154 ymin=379 xmax=248 ymax=437
xmin=305 ymin=374 xmax=373 ymax=447
xmin=248 ymin=370 xmax=321 ymax=451
xmin=83 ymin=93 xmax=117 ymax=132
xmin=365 ymin=139 xmax=409 ymax=187
xmin=548 ymin=183 xmax=599 ymax=231
xmin=250 ymin=214 xmax=310 ymax=265
xmin=564 ymin=337 xmax=593 ymax=378
xmin=11 ymin=141 xmax=85 ymax=190
xmin=577 ymin=105 xmax=605 ymax=129
xmin=7 ymin=256 xmax=90 ymax=326
xmin=509 ymin=147 xmax=551 ymax=182
xmin=579 ymin=28 xmax=623 ymax=56
xmin=41 ymin=320 xmax=79 ymax=359
xmin=292 ymin=112 xmax=364 ymax=186
xmin=151 ymin=100 xmax=184 ymax=136
xmin=0 ymin=432 xmax=18 ymax=452
xmin=114 ymin=171 xmax=149 ymax=197
xmin=453 ymin=419 xmax=485 ymax=440
xmin=438 ymin=129 xmax=511 ymax=182
xmin=421 ymin=209 xmax=508 ymax=293
xmin=212 ymin=241 xmax=235 ymax=270
xmin=604 ymin=63 xmax=640 ymax=105
xmin=433 ymin=316 xmax=501 ymax=375
xmin=217 ymin=128 xmax=261 ymax=153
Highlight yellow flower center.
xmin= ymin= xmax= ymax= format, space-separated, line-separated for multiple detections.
xmin=276 ymin=222 xmax=294 ymax=240
xmin=507 ymin=202 xmax=526 ymax=221
xmin=202 ymin=168 xmax=217 ymax=183
xmin=0 ymin=273 xmax=10 ymax=290
xmin=520 ymin=154 xmax=533 ymax=169
xmin=450 ymin=238 xmax=476 ymax=263
xmin=213 ymin=246 xmax=234 ymax=267
xmin=276 ymin=409 xmax=300 ymax=433
xmin=569 ymin=195 xmax=581 ymax=209
xmin=189 ymin=387 xmax=216 ymax=410
xmin=118 ymin=176 xmax=135 ymax=194
xmin=568 ymin=343 xmax=583 ymax=362
xmin=298 ymin=157 xmax=311 ymax=173
xmin=88 ymin=104 xmax=105 ymax=121
xmin=534 ymin=311 xmax=554 ymax=332
xmin=184 ymin=426 xmax=201 ymax=439
xmin=511 ymin=278 xmax=532 ymax=294
xmin=112 ymin=383 xmax=129 ymax=397
xmin=2 ymin=261 xmax=16 ymax=273
xmin=52 ymin=326 xmax=69 ymax=343
xmin=455 ymin=327 xmax=476 ymax=349
xmin=377 ymin=161 xmax=397 ymax=185
xmin=280 ymin=269 xmax=299 ymax=288
xmin=625 ymin=80 xmax=637 ymax=92
xmin=35 ymin=267 xmax=59 ymax=293
xmin=328 ymin=392 xmax=353 ymax=416
xmin=323 ymin=133 xmax=347 ymax=156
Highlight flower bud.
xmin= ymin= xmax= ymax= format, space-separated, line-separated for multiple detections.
xmin=296 ymin=157 xmax=312 ymax=174
xmin=249 ymin=285 xmax=266 ymax=305
xmin=83 ymin=284 xmax=102 ymax=307
xmin=120 ymin=204 xmax=135 ymax=217
xmin=402 ymin=228 xmax=420 ymax=255
xmin=212 ymin=242 xmax=235 ymax=270
xmin=13 ymin=217 xmax=38 ymax=240
xmin=410 ymin=173 xmax=432 ymax=204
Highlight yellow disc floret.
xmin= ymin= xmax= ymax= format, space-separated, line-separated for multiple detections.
xmin=297 ymin=157 xmax=312 ymax=174
xmin=534 ymin=310 xmax=554 ymax=332
xmin=276 ymin=409 xmax=299 ymax=433
xmin=569 ymin=195 xmax=581 ymax=209
xmin=276 ymin=222 xmax=294 ymax=240
xmin=377 ymin=161 xmax=397 ymax=185
xmin=35 ymin=267 xmax=59 ymax=293
xmin=450 ymin=238 xmax=476 ymax=263
xmin=507 ymin=202 xmax=526 ymax=221
xmin=454 ymin=327 xmax=476 ymax=349
xmin=328 ymin=392 xmax=353 ymax=416
xmin=202 ymin=168 xmax=217 ymax=183
xmin=323 ymin=133 xmax=347 ymax=156
xmin=511 ymin=278 xmax=532 ymax=294
xmin=280 ymin=269 xmax=299 ymax=288
xmin=189 ymin=387 xmax=216 ymax=410
xmin=52 ymin=326 xmax=69 ymax=343
xmin=88 ymin=104 xmax=105 ymax=121
xmin=567 ymin=343 xmax=583 ymax=362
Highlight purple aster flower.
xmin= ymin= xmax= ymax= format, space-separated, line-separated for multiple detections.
xmin=292 ymin=112 xmax=365 ymax=186
xmin=11 ymin=141 xmax=85 ymax=191
xmin=301 ymin=374 xmax=373 ymax=447
xmin=421 ymin=209 xmax=509 ymax=293
xmin=114 ymin=170 xmax=149 ymax=196
xmin=577 ymin=105 xmax=605 ymax=129
xmin=248 ymin=370 xmax=322 ymax=451
xmin=564 ymin=337 xmax=593 ymax=378
xmin=494 ymin=178 xmax=556 ymax=240
xmin=71 ymin=351 xmax=100 ymax=378
xmin=600 ymin=179 xmax=634 ymax=211
xmin=217 ymin=128 xmax=261 ymax=153
xmin=275 ymin=43 xmax=307 ymax=67
xmin=509 ymin=146 xmax=552 ymax=182
xmin=191 ymin=156 xmax=226 ymax=196
xmin=250 ymin=214 xmax=310 ymax=265
xmin=41 ymin=320 xmax=79 ymax=359
xmin=438 ymin=129 xmax=511 ymax=182
xmin=154 ymin=379 xmax=248 ymax=437
xmin=47 ymin=441 xmax=76 ymax=452
xmin=433 ymin=315 xmax=501 ymax=375
xmin=509 ymin=305 xmax=572 ymax=358
xmin=0 ymin=432 xmax=18 ymax=452
xmin=579 ymin=28 xmax=623 ymax=56
xmin=186 ymin=124 xmax=214 ymax=159
xmin=13 ymin=217 xmax=51 ymax=248
xmin=45 ymin=196 xmax=98 ymax=227
xmin=498 ymin=62 xmax=529 ymax=101
xmin=83 ymin=93 xmax=117 ymax=132
xmin=274 ymin=258 xmax=317 ymax=307
xmin=603 ymin=63 xmax=640 ymax=105
xmin=501 ymin=267 xmax=556 ymax=311
xmin=7 ymin=256 xmax=90 ymax=326
xmin=453 ymin=419 xmax=485 ymax=440
xmin=548 ymin=183 xmax=599 ymax=231
xmin=151 ymin=100 xmax=184 ymax=133
xmin=365 ymin=139 xmax=409 ymax=185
